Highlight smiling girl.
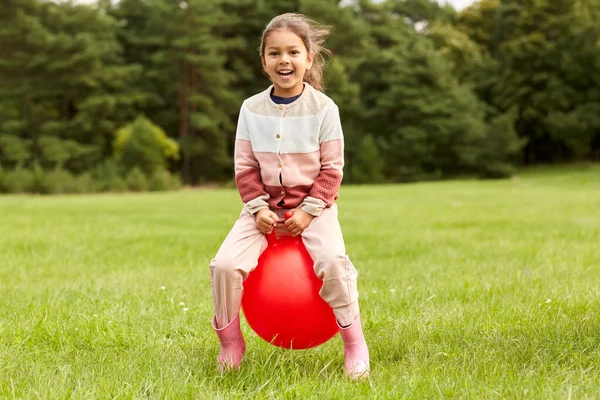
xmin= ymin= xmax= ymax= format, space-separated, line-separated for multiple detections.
xmin=208 ymin=13 xmax=370 ymax=380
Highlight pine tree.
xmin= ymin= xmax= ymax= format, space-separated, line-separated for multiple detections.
xmin=489 ymin=0 xmax=600 ymax=162
xmin=0 ymin=0 xmax=143 ymax=172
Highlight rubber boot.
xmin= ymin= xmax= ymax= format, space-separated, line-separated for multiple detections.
xmin=212 ymin=314 xmax=246 ymax=372
xmin=338 ymin=314 xmax=370 ymax=380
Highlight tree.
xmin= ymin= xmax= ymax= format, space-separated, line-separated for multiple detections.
xmin=0 ymin=0 xmax=143 ymax=173
xmin=114 ymin=115 xmax=179 ymax=175
xmin=489 ymin=0 xmax=600 ymax=162
xmin=0 ymin=134 xmax=32 ymax=169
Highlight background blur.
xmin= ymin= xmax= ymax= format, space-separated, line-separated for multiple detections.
xmin=1 ymin=0 xmax=599 ymax=194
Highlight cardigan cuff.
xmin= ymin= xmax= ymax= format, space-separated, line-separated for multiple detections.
xmin=244 ymin=195 xmax=270 ymax=214
xmin=299 ymin=196 xmax=327 ymax=217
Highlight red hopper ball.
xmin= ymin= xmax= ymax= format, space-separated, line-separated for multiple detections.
xmin=241 ymin=231 xmax=338 ymax=349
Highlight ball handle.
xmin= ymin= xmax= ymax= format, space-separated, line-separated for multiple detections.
xmin=266 ymin=210 xmax=294 ymax=246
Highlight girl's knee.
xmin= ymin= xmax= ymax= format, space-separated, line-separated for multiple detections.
xmin=315 ymin=252 xmax=344 ymax=266
xmin=210 ymin=255 xmax=238 ymax=278
xmin=315 ymin=254 xmax=357 ymax=279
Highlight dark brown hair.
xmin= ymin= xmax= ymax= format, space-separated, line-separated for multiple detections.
xmin=259 ymin=13 xmax=331 ymax=91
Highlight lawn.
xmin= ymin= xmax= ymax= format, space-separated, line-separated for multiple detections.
xmin=1 ymin=165 xmax=599 ymax=399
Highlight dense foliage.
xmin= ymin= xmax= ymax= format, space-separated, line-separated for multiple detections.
xmin=0 ymin=0 xmax=598 ymax=193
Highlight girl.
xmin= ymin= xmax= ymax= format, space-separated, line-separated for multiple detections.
xmin=209 ymin=13 xmax=369 ymax=380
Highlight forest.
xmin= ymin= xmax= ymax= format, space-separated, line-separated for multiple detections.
xmin=1 ymin=0 xmax=598 ymax=193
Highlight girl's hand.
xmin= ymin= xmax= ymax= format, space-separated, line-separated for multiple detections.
xmin=255 ymin=209 xmax=281 ymax=234
xmin=283 ymin=209 xmax=314 ymax=236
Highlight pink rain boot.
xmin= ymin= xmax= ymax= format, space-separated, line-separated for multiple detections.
xmin=212 ymin=314 xmax=246 ymax=372
xmin=338 ymin=314 xmax=370 ymax=380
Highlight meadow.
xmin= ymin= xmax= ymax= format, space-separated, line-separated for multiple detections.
xmin=1 ymin=165 xmax=599 ymax=399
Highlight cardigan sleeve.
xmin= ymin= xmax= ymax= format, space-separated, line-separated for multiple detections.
xmin=234 ymin=102 xmax=270 ymax=214
xmin=300 ymin=101 xmax=344 ymax=217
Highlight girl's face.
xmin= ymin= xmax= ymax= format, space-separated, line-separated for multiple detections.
xmin=262 ymin=28 xmax=313 ymax=97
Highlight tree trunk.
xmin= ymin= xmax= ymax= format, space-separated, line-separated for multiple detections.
xmin=179 ymin=61 xmax=191 ymax=183
xmin=189 ymin=61 xmax=198 ymax=138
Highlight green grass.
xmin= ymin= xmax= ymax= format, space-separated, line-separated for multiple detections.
xmin=1 ymin=164 xmax=600 ymax=399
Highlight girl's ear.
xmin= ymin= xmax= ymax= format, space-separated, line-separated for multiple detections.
xmin=306 ymin=51 xmax=314 ymax=70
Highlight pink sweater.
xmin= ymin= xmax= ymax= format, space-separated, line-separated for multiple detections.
xmin=234 ymin=83 xmax=344 ymax=217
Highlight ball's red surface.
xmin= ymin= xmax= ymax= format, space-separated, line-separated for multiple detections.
xmin=242 ymin=234 xmax=339 ymax=349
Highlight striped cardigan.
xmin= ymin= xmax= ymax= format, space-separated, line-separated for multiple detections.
xmin=234 ymin=83 xmax=344 ymax=217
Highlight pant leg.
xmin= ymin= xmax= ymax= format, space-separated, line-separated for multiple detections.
xmin=301 ymin=204 xmax=360 ymax=327
xmin=210 ymin=210 xmax=267 ymax=328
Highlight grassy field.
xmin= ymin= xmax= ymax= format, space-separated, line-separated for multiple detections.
xmin=1 ymin=165 xmax=599 ymax=399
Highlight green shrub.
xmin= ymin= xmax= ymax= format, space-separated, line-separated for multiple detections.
xmin=30 ymin=162 xmax=45 ymax=194
xmin=2 ymin=168 xmax=35 ymax=193
xmin=126 ymin=167 xmax=148 ymax=192
xmin=38 ymin=170 xmax=62 ymax=194
xmin=107 ymin=177 xmax=127 ymax=192
xmin=169 ymin=173 xmax=182 ymax=191
xmin=114 ymin=116 xmax=179 ymax=175
xmin=92 ymin=159 xmax=125 ymax=192
xmin=38 ymin=169 xmax=81 ymax=194
xmin=148 ymin=169 xmax=171 ymax=191
xmin=479 ymin=163 xmax=516 ymax=180
xmin=147 ymin=169 xmax=181 ymax=191
xmin=350 ymin=135 xmax=385 ymax=184
xmin=73 ymin=173 xmax=96 ymax=193
xmin=475 ymin=110 xmax=524 ymax=180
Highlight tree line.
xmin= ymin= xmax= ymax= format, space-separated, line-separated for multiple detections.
xmin=0 ymin=0 xmax=598 ymax=194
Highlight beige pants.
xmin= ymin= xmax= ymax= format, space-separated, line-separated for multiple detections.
xmin=210 ymin=204 xmax=359 ymax=328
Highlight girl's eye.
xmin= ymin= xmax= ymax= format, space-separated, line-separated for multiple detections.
xmin=291 ymin=50 xmax=299 ymax=55
xmin=269 ymin=52 xmax=278 ymax=56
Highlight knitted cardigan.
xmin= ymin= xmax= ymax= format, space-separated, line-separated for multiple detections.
xmin=234 ymin=83 xmax=344 ymax=217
